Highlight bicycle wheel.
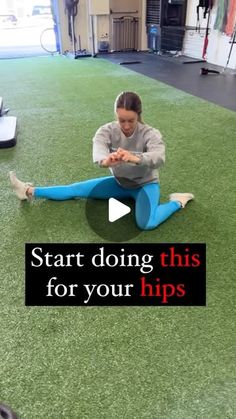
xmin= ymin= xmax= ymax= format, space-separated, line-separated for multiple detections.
xmin=40 ymin=27 xmax=57 ymax=54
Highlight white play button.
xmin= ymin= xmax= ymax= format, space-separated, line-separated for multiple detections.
xmin=108 ymin=198 xmax=131 ymax=222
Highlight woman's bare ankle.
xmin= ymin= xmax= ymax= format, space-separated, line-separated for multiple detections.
xmin=26 ymin=186 xmax=34 ymax=198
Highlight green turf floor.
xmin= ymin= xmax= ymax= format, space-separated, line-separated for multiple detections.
xmin=0 ymin=56 xmax=235 ymax=418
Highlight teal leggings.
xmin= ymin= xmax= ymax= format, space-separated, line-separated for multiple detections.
xmin=34 ymin=176 xmax=181 ymax=230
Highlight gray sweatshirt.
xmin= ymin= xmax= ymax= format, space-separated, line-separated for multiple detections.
xmin=92 ymin=121 xmax=165 ymax=189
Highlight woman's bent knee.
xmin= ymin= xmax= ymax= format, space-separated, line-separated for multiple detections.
xmin=136 ymin=218 xmax=158 ymax=230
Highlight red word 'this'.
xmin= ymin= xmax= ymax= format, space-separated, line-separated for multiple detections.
xmin=160 ymin=247 xmax=201 ymax=267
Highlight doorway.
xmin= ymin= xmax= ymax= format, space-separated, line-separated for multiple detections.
xmin=0 ymin=0 xmax=59 ymax=59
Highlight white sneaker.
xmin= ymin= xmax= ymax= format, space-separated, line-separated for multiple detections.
xmin=9 ymin=171 xmax=32 ymax=200
xmin=169 ymin=192 xmax=194 ymax=208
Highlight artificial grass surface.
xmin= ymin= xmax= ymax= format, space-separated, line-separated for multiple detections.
xmin=0 ymin=56 xmax=235 ymax=418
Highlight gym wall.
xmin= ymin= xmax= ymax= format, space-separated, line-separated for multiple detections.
xmin=183 ymin=0 xmax=236 ymax=69
xmin=57 ymin=0 xmax=235 ymax=69
xmin=57 ymin=0 xmax=148 ymax=55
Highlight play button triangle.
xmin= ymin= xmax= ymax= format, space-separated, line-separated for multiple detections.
xmin=108 ymin=198 xmax=131 ymax=222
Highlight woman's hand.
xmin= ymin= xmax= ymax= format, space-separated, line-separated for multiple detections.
xmin=116 ymin=148 xmax=141 ymax=164
xmin=101 ymin=148 xmax=141 ymax=167
xmin=101 ymin=152 xmax=122 ymax=167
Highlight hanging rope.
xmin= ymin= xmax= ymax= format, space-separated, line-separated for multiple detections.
xmin=64 ymin=0 xmax=79 ymax=43
xmin=196 ymin=0 xmax=214 ymax=31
